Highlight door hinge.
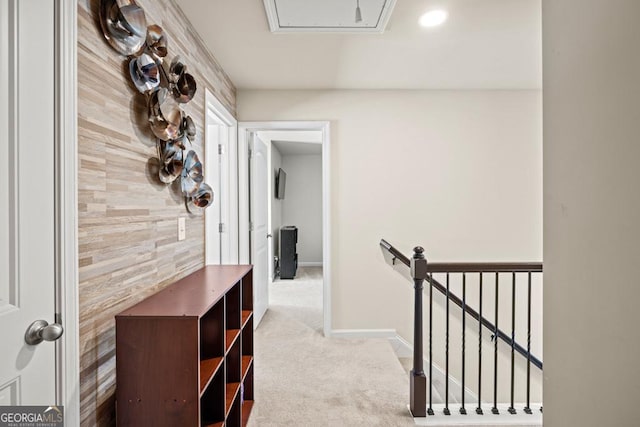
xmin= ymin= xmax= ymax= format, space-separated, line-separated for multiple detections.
xmin=249 ymin=222 xmax=254 ymax=232
xmin=248 ymin=148 xmax=252 ymax=159
xmin=218 ymin=144 xmax=225 ymax=155
xmin=219 ymin=223 xmax=225 ymax=233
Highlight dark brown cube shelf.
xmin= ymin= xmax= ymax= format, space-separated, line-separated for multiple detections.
xmin=226 ymin=329 xmax=241 ymax=352
xmin=116 ymin=265 xmax=254 ymax=427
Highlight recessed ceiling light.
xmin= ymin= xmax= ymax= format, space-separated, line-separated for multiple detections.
xmin=419 ymin=10 xmax=448 ymax=27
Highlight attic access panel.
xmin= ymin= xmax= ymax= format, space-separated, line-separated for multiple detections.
xmin=263 ymin=0 xmax=397 ymax=33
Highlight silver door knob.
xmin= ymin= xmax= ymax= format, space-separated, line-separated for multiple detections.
xmin=25 ymin=320 xmax=64 ymax=345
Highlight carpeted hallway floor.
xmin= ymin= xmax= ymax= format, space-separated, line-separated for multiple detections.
xmin=247 ymin=267 xmax=415 ymax=427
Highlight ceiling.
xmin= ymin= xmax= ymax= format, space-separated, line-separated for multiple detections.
xmin=272 ymin=140 xmax=322 ymax=155
xmin=178 ymin=0 xmax=542 ymax=90
xmin=257 ymin=131 xmax=323 ymax=155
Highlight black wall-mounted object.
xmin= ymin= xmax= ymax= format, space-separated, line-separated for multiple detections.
xmin=279 ymin=226 xmax=297 ymax=279
xmin=275 ymin=168 xmax=287 ymax=200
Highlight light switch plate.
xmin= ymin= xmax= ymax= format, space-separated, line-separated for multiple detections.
xmin=178 ymin=217 xmax=186 ymax=241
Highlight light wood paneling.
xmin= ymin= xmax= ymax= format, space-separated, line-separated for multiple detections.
xmin=77 ymin=0 xmax=236 ymax=425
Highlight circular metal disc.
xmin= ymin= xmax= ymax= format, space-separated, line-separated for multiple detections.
xmin=187 ymin=182 xmax=214 ymax=213
xmin=148 ymin=88 xmax=183 ymax=141
xmin=159 ymin=158 xmax=183 ymax=184
xmin=181 ymin=150 xmax=203 ymax=196
xmin=173 ymin=73 xmax=197 ymax=103
xmin=99 ymin=0 xmax=147 ymax=56
xmin=160 ymin=140 xmax=183 ymax=164
xmin=181 ymin=115 xmax=196 ymax=139
xmin=146 ymin=24 xmax=168 ymax=58
xmin=169 ymin=56 xmax=186 ymax=83
xmin=129 ymin=53 xmax=159 ymax=93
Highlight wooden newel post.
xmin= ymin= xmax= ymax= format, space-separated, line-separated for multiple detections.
xmin=409 ymin=246 xmax=428 ymax=417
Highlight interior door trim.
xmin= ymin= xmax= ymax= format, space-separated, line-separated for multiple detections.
xmin=54 ymin=0 xmax=79 ymax=424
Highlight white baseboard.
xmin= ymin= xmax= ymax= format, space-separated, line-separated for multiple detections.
xmin=298 ymin=261 xmax=323 ymax=267
xmin=329 ymin=328 xmax=397 ymax=339
xmin=390 ymin=334 xmax=477 ymax=404
xmin=388 ymin=333 xmax=414 ymax=357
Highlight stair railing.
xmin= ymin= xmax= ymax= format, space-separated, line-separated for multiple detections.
xmin=380 ymin=239 xmax=543 ymax=417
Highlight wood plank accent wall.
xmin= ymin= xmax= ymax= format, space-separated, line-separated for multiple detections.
xmin=77 ymin=0 xmax=236 ymax=425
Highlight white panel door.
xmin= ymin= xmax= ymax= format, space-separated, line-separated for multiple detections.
xmin=206 ymin=121 xmax=222 ymax=264
xmin=206 ymin=109 xmax=236 ymax=265
xmin=0 ymin=0 xmax=59 ymax=404
xmin=250 ymin=135 xmax=269 ymax=325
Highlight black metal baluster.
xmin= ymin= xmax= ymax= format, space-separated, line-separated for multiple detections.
xmin=476 ymin=273 xmax=483 ymax=415
xmin=444 ymin=273 xmax=450 ymax=415
xmin=508 ymin=272 xmax=516 ymax=414
xmin=492 ymin=272 xmax=499 ymax=415
xmin=524 ymin=272 xmax=533 ymax=414
xmin=428 ymin=273 xmax=434 ymax=416
xmin=460 ymin=273 xmax=467 ymax=415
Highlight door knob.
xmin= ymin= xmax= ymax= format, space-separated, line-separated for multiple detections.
xmin=25 ymin=320 xmax=64 ymax=345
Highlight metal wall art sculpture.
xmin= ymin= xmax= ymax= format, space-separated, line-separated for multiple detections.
xmin=98 ymin=0 xmax=213 ymax=213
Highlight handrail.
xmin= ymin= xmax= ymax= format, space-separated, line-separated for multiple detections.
xmin=426 ymin=262 xmax=542 ymax=273
xmin=380 ymin=238 xmax=411 ymax=265
xmin=380 ymin=239 xmax=543 ymax=370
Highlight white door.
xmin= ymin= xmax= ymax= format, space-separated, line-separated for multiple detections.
xmin=250 ymin=134 xmax=269 ymax=325
xmin=205 ymin=94 xmax=239 ymax=266
xmin=206 ymin=119 xmax=223 ymax=265
xmin=0 ymin=0 xmax=60 ymax=405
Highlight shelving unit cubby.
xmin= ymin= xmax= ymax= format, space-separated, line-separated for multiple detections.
xmin=116 ymin=265 xmax=254 ymax=427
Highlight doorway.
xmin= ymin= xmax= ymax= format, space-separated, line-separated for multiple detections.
xmin=238 ymin=122 xmax=331 ymax=336
xmin=268 ymin=133 xmax=324 ymax=335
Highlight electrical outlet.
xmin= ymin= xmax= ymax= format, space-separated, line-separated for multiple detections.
xmin=178 ymin=217 xmax=186 ymax=241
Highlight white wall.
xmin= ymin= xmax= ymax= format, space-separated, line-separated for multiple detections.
xmin=543 ymin=1 xmax=640 ymax=425
xmin=238 ymin=90 xmax=542 ymax=400
xmin=281 ymin=154 xmax=323 ymax=265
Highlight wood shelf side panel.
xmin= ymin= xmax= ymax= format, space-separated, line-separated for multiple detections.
xmin=116 ymin=317 xmax=199 ymax=426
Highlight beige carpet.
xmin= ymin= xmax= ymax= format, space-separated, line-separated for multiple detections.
xmin=247 ymin=267 xmax=415 ymax=427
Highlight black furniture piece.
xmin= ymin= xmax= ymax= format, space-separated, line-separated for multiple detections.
xmin=279 ymin=226 xmax=298 ymax=279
